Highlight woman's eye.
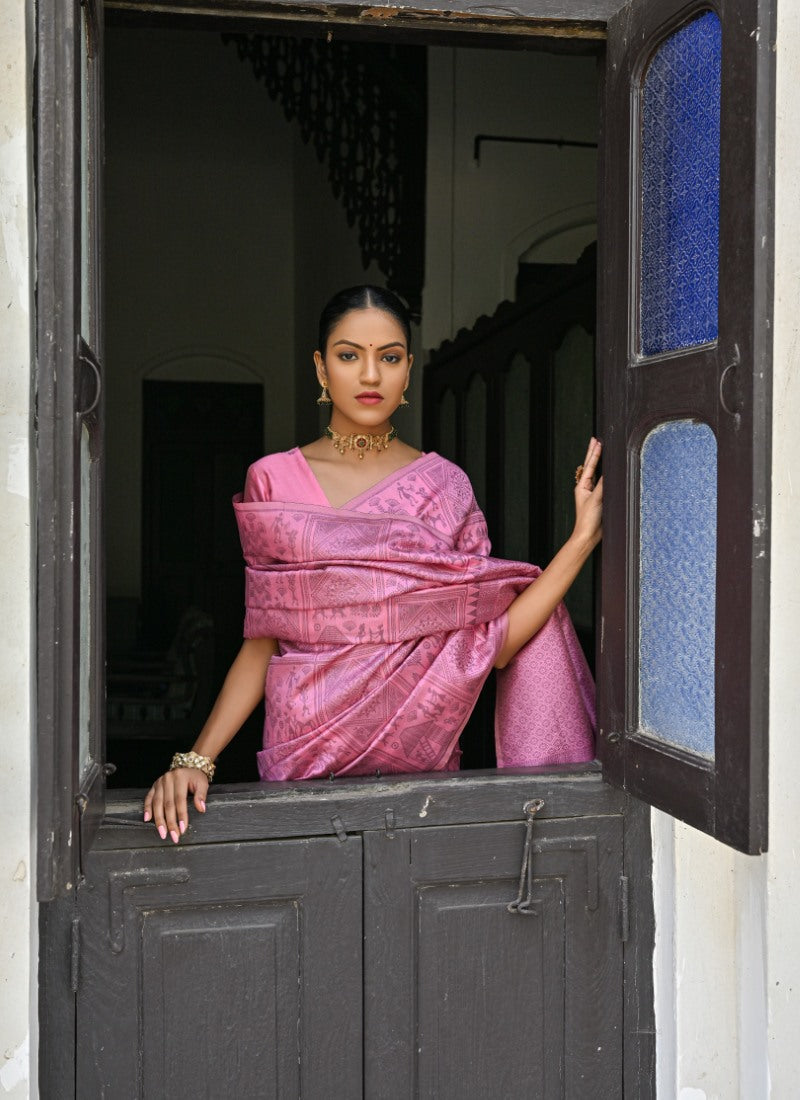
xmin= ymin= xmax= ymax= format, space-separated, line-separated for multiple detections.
xmin=339 ymin=352 xmax=358 ymax=361
xmin=383 ymin=354 xmax=401 ymax=364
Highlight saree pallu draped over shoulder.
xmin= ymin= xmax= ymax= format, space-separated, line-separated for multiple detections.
xmin=233 ymin=450 xmax=595 ymax=781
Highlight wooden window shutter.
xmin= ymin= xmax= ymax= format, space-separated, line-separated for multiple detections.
xmin=36 ymin=0 xmax=107 ymax=899
xmin=597 ymin=0 xmax=774 ymax=853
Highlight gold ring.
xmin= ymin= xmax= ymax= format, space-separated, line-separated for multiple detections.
xmin=575 ymin=464 xmax=584 ymax=486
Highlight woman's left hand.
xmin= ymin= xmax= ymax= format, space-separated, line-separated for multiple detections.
xmin=573 ymin=437 xmax=603 ymax=550
xmin=495 ymin=436 xmax=603 ymax=668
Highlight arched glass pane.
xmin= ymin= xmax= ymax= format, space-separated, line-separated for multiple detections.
xmin=437 ymin=388 xmax=457 ymax=462
xmin=553 ymin=325 xmax=594 ymax=633
xmin=640 ymin=11 xmax=721 ymax=356
xmin=503 ymin=354 xmax=531 ymax=562
xmin=463 ymin=374 xmax=486 ymax=512
xmin=639 ymin=420 xmax=717 ymax=758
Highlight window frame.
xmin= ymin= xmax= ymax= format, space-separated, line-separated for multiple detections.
xmin=35 ymin=0 xmax=774 ymax=908
xmin=597 ymin=0 xmax=775 ymax=854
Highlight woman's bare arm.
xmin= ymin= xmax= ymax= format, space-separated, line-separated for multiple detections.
xmin=495 ymin=439 xmax=603 ymax=669
xmin=190 ymin=636 xmax=277 ymax=759
xmin=143 ymin=636 xmax=277 ymax=841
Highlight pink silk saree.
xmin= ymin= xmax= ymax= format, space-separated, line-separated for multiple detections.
xmin=234 ymin=448 xmax=595 ymax=781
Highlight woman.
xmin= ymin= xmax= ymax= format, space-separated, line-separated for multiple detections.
xmin=144 ymin=285 xmax=603 ymax=843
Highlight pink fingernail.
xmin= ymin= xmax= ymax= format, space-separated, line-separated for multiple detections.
xmin=158 ymin=825 xmax=167 ymax=840
xmin=170 ymin=830 xmax=179 ymax=844
xmin=199 ymin=800 xmax=206 ymax=812
xmin=179 ymin=820 xmax=186 ymax=835
xmin=143 ymin=810 xmax=151 ymax=822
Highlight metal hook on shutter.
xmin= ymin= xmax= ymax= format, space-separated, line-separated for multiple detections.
xmin=507 ymin=798 xmax=545 ymax=915
xmin=719 ymin=343 xmax=742 ymax=427
xmin=76 ymin=338 xmax=102 ymax=419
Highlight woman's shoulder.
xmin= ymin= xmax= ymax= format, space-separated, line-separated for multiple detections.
xmin=247 ymin=447 xmax=301 ymax=475
xmin=243 ymin=448 xmax=302 ymax=502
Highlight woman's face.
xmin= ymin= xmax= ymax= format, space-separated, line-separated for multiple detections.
xmin=315 ymin=307 xmax=412 ymax=431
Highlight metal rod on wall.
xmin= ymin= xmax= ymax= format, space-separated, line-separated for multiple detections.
xmin=473 ymin=134 xmax=598 ymax=163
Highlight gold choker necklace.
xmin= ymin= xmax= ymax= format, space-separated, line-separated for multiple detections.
xmin=324 ymin=424 xmax=397 ymax=458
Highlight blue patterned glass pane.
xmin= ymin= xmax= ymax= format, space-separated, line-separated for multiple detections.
xmin=639 ymin=420 xmax=716 ymax=758
xmin=640 ymin=11 xmax=721 ymax=356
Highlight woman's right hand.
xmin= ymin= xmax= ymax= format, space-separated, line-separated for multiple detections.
xmin=138 ymin=638 xmax=276 ymax=841
xmin=143 ymin=767 xmax=208 ymax=844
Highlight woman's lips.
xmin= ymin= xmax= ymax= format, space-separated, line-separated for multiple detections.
xmin=356 ymin=393 xmax=383 ymax=404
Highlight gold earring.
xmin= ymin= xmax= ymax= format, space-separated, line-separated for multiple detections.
xmin=399 ymin=393 xmax=410 ymax=407
xmin=317 ymin=384 xmax=332 ymax=406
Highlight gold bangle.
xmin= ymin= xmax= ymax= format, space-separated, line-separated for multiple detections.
xmin=170 ymin=751 xmax=215 ymax=782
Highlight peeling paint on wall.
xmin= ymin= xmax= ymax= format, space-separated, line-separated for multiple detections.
xmin=4 ymin=440 xmax=27 ymax=500
xmin=0 ymin=129 xmax=29 ymax=315
xmin=0 ymin=1034 xmax=28 ymax=1092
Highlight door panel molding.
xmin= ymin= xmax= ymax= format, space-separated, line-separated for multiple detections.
xmin=364 ymin=815 xmax=626 ymax=1099
xmin=106 ymin=866 xmax=191 ymax=951
xmin=77 ymin=837 xmax=363 ymax=1098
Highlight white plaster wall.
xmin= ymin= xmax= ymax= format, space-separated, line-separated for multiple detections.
xmin=765 ymin=1 xmax=800 ymax=1092
xmin=423 ymin=45 xmax=598 ymax=353
xmin=0 ymin=1 xmax=33 ymax=1095
xmin=653 ymin=812 xmax=757 ymax=1099
xmin=653 ymin=6 xmax=800 ymax=1097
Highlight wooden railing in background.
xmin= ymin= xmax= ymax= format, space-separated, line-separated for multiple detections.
xmin=422 ymin=244 xmax=597 ymax=766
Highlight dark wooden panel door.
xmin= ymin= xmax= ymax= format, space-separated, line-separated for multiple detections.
xmin=76 ymin=836 xmax=362 ymax=1099
xmin=142 ymin=380 xmax=264 ymax=676
xmin=364 ymin=815 xmax=624 ymax=1099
